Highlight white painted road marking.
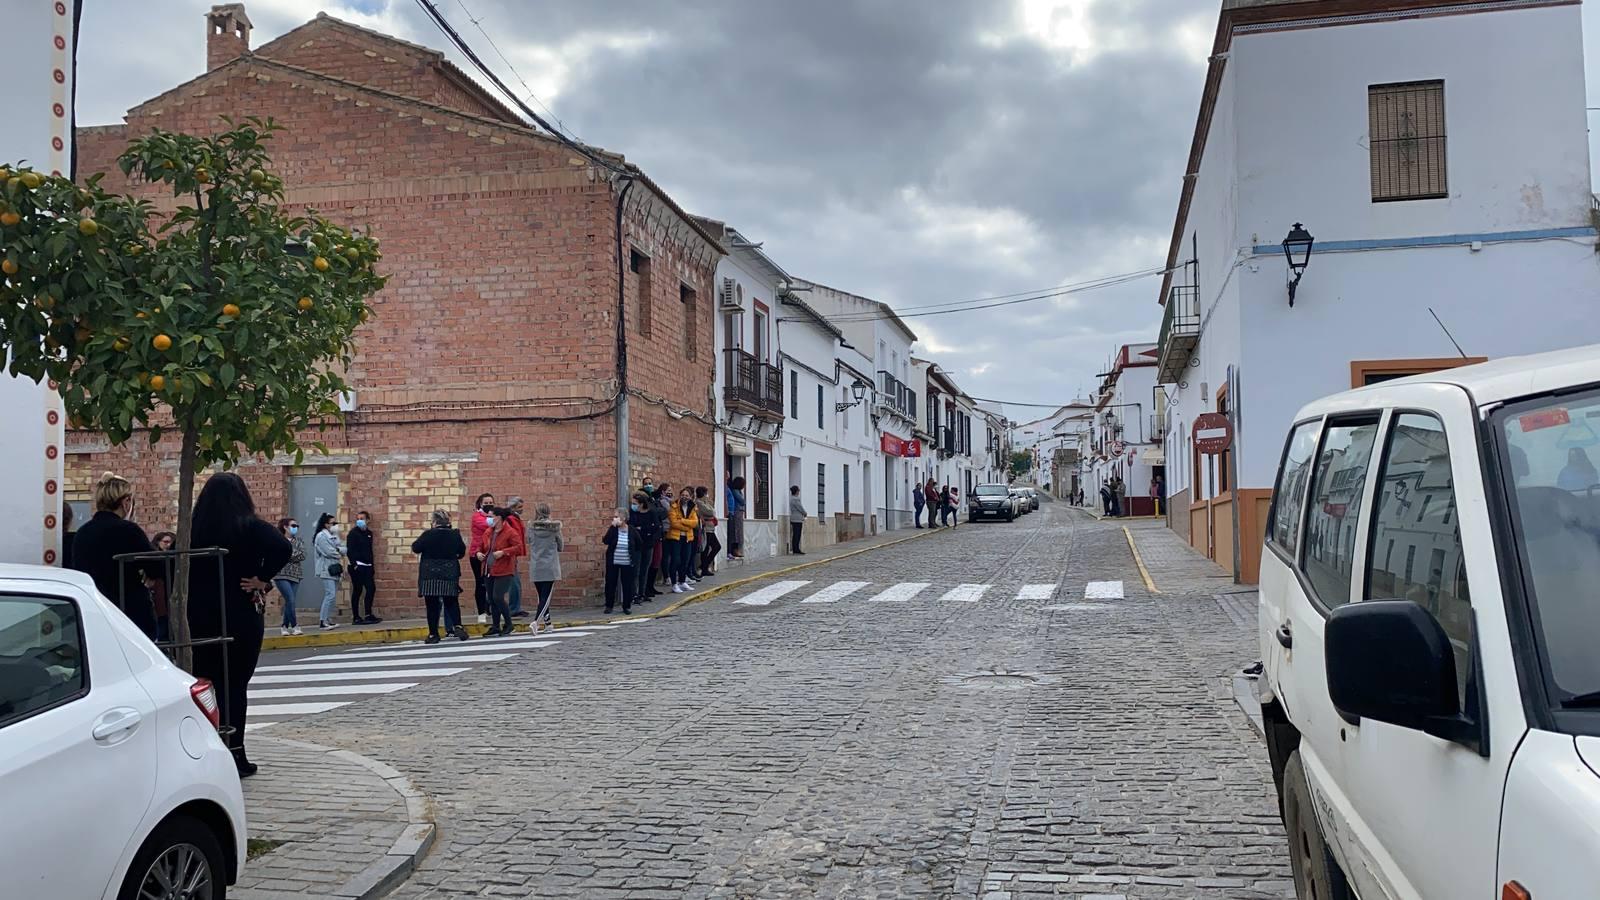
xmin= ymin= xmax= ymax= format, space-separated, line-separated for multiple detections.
xmin=251 ymin=668 xmax=470 ymax=684
xmin=256 ymin=653 xmax=516 ymax=672
xmin=308 ymin=640 xmax=558 ymax=661
xmin=248 ymin=701 xmax=352 ymax=717
xmin=1016 ymin=584 xmax=1056 ymax=600
xmin=733 ymin=580 xmax=811 ymax=606
xmin=867 ymin=582 xmax=931 ymax=603
xmin=245 ymin=722 xmax=277 ymax=733
xmin=1085 ymin=580 xmax=1125 ymax=600
xmin=249 ymin=682 xmax=418 ymax=699
xmin=939 ymin=584 xmax=990 ymax=603
xmin=801 ymin=581 xmax=871 ymax=604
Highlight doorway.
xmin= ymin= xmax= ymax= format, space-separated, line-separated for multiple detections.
xmin=288 ymin=475 xmax=339 ymax=613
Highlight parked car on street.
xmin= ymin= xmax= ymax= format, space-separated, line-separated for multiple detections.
xmin=1021 ymin=488 xmax=1040 ymax=510
xmin=0 ymin=565 xmax=247 ymax=900
xmin=969 ymin=483 xmax=1018 ymax=521
xmin=1009 ymin=488 xmax=1032 ymax=515
xmin=1255 ymin=346 xmax=1600 ymax=900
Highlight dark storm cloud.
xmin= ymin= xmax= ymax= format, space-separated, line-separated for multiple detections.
xmin=75 ymin=0 xmax=1220 ymax=415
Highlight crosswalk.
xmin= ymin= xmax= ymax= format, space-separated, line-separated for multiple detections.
xmin=245 ymin=625 xmax=622 ymax=732
xmin=725 ymin=579 xmax=1128 ymax=607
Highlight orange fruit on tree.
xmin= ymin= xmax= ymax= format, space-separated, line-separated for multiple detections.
xmin=77 ymin=218 xmax=98 ymax=236
xmin=222 ymin=303 xmax=241 ymax=317
xmin=134 ymin=311 xmax=148 ymax=320
xmin=19 ymin=172 xmax=42 ymax=190
xmin=297 ymin=296 xmax=314 ymax=311
xmin=0 ymin=212 xmax=19 ymax=227
xmin=148 ymin=374 xmax=165 ymax=391
xmin=34 ymin=294 xmax=53 ymax=310
xmin=313 ymin=256 xmax=330 ymax=272
xmin=152 ymin=334 xmax=172 ymax=352
xmin=1 ymin=259 xmax=17 ymax=276
xmin=113 ymin=337 xmax=130 ymax=352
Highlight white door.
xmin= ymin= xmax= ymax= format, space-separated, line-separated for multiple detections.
xmin=1326 ymin=388 xmax=1523 ymax=899
xmin=0 ymin=585 xmax=160 ymax=899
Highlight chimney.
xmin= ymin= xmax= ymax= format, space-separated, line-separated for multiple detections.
xmin=206 ymin=4 xmax=253 ymax=71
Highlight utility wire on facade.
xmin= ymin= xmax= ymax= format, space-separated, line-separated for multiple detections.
xmin=450 ymin=0 xmax=579 ymax=142
xmin=805 ymin=265 xmax=1173 ymax=323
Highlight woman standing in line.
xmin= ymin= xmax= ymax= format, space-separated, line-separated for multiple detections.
xmin=725 ymin=476 xmax=746 ymax=559
xmin=601 ymin=509 xmax=634 ymax=615
xmin=273 ymin=518 xmax=305 ymax=636
xmin=526 ymin=503 xmax=564 ymax=634
xmin=939 ymin=485 xmax=953 ymax=527
xmin=665 ymin=490 xmax=700 ymax=592
xmin=413 ymin=509 xmax=469 ymax=643
xmin=312 ymin=513 xmax=346 ymax=630
xmin=186 ymin=473 xmax=292 ymax=777
xmin=69 ymin=473 xmax=162 ymax=638
xmin=148 ymin=530 xmax=176 ymax=642
xmin=628 ymin=491 xmax=657 ymax=605
xmin=695 ymin=486 xmax=721 ymax=578
xmin=468 ymin=492 xmax=495 ymax=625
xmin=648 ymin=484 xmax=672 ymax=596
xmin=480 ymin=504 xmax=526 ymax=636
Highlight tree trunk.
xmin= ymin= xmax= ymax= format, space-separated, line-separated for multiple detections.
xmin=169 ymin=425 xmax=198 ymax=673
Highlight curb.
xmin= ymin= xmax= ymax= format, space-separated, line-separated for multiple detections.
xmin=1122 ymin=525 xmax=1161 ymax=595
xmin=253 ymin=737 xmax=435 ymax=900
xmin=264 ymin=526 xmax=949 ymax=650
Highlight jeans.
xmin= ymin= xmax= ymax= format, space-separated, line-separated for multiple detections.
xmin=488 ymin=575 xmax=515 ymax=631
xmin=319 ymin=577 xmax=338 ymax=623
xmin=666 ymin=538 xmax=692 ymax=584
xmin=631 ymin=538 xmax=654 ymax=600
xmin=274 ymin=579 xmax=298 ymax=629
xmin=914 ymin=502 xmax=925 ymax=527
xmin=349 ymin=565 xmax=375 ymax=619
xmin=469 ymin=555 xmax=487 ymax=615
xmin=507 ymin=574 xmax=523 ymax=615
xmin=425 ymin=595 xmax=463 ymax=636
xmin=533 ymin=580 xmax=555 ymax=623
xmin=604 ymin=562 xmax=632 ymax=611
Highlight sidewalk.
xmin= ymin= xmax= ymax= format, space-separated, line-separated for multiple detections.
xmin=264 ymin=523 xmax=946 ymax=650
xmin=234 ymin=737 xmax=434 ymax=900
xmin=1119 ymin=516 xmax=1236 ymax=594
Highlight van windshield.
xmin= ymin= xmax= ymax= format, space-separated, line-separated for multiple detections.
xmin=1498 ymin=388 xmax=1600 ymax=703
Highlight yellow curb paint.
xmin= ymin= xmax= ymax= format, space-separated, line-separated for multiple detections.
xmin=1123 ymin=525 xmax=1160 ymax=595
xmin=261 ymin=527 xmax=947 ymax=650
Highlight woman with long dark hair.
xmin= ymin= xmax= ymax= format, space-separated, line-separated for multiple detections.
xmin=413 ymin=509 xmax=469 ymax=643
xmin=148 ymin=530 xmax=176 ymax=642
xmin=312 ymin=512 xmax=346 ymax=630
xmin=187 ymin=473 xmax=292 ymax=777
xmin=274 ymin=518 xmax=305 ymax=636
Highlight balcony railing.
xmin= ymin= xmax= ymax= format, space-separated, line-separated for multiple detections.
xmin=876 ymin=370 xmax=914 ymax=420
xmin=1149 ymin=413 xmax=1167 ymax=442
xmin=1157 ymin=283 xmax=1200 ymax=384
xmin=723 ymin=348 xmax=784 ymax=420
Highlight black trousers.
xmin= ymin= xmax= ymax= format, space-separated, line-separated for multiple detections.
xmin=349 ymin=566 xmax=376 ymax=618
xmin=700 ymin=532 xmax=721 ymax=575
xmin=605 ymin=562 xmax=633 ymax=611
xmin=192 ymin=611 xmax=264 ymax=759
xmin=533 ymin=580 xmax=555 ymax=622
xmin=469 ymin=555 xmax=487 ymax=615
xmin=425 ymin=595 xmax=462 ymax=636
xmin=790 ymin=521 xmax=803 ymax=554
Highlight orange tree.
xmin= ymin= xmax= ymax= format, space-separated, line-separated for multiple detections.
xmin=0 ymin=119 xmax=383 ymax=668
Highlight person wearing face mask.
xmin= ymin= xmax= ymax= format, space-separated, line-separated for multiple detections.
xmin=480 ymin=503 xmax=526 ymax=636
xmin=273 ymin=518 xmax=306 ymax=636
xmin=468 ymin=492 xmax=496 ymax=625
xmin=648 ymin=483 xmax=673 ymax=596
xmin=313 ymin=513 xmax=347 ymax=630
xmin=601 ymin=508 xmax=634 ymax=615
xmin=629 ymin=489 xmax=660 ymax=605
xmin=665 ymin=490 xmax=700 ymax=593
xmin=345 ymin=511 xmax=381 ymax=625
xmin=69 ymin=472 xmax=162 ymax=638
xmin=146 ymin=530 xmax=176 ymax=642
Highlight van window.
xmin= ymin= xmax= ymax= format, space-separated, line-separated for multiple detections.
xmin=1268 ymin=420 xmax=1321 ymax=558
xmin=1303 ymin=419 xmax=1381 ymax=608
xmin=1496 ymin=389 xmax=1600 ymax=706
xmin=0 ymin=594 xmax=86 ymax=728
xmin=1367 ymin=413 xmax=1472 ymax=708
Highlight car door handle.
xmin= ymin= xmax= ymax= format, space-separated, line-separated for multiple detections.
xmin=91 ymin=708 xmax=143 ymax=743
xmin=1275 ymin=623 xmax=1293 ymax=649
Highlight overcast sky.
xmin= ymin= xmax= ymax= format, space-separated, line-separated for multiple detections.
xmin=73 ymin=0 xmax=1600 ymax=423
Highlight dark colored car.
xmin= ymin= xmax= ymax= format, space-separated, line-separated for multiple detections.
xmin=969 ymin=483 xmax=1017 ymax=521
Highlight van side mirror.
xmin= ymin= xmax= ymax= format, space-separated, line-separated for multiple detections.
xmin=1325 ymin=600 xmax=1460 ymax=730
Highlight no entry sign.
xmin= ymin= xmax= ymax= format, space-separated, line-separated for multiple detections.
xmin=1193 ymin=412 xmax=1233 ymax=455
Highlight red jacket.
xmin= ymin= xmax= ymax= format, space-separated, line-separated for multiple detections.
xmin=469 ymin=508 xmax=491 ymax=555
xmin=486 ymin=515 xmax=526 ymax=578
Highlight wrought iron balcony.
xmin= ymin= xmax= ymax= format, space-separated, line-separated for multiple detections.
xmin=723 ymin=348 xmax=784 ymax=421
xmin=1157 ymin=283 xmax=1200 ymax=385
xmin=876 ymin=371 xmax=914 ymax=420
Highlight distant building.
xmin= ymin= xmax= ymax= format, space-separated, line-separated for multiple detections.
xmin=1087 ymin=344 xmax=1163 ymax=516
xmin=1157 ymin=0 xmax=1600 ymax=581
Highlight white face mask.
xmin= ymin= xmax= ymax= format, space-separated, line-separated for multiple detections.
xmin=485 ymin=516 xmax=497 ymax=527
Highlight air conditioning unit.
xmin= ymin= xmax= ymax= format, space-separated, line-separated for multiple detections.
xmin=718 ymin=277 xmax=743 ymax=311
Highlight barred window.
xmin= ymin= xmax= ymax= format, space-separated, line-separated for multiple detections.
xmin=1369 ymin=80 xmax=1447 ymax=202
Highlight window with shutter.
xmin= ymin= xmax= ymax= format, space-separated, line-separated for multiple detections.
xmin=1369 ymin=80 xmax=1447 ymax=202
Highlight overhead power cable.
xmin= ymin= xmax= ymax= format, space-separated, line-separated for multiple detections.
xmin=809 ymin=265 xmax=1172 ymax=323
xmin=450 ymin=0 xmax=578 ymax=141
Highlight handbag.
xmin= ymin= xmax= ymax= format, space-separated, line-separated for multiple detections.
xmin=328 ymin=562 xmax=343 ymax=577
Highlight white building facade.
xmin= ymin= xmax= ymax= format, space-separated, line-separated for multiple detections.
xmin=1158 ymin=0 xmax=1600 ymax=582
xmin=1086 ymin=344 xmax=1163 ymax=517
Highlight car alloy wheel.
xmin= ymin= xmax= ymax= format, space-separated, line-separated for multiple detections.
xmin=138 ymin=842 xmax=215 ymax=900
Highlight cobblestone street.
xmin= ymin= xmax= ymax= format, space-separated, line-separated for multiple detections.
xmin=272 ymin=502 xmax=1293 ymax=899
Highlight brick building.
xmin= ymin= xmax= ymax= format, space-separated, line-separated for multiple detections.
xmin=67 ymin=5 xmax=721 ymax=614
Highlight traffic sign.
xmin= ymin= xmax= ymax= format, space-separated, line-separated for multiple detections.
xmin=1193 ymin=412 xmax=1233 ymax=455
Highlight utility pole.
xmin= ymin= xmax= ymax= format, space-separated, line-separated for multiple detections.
xmin=1228 ymin=364 xmax=1242 ymax=584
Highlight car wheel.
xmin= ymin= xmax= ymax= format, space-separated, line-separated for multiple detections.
xmin=1281 ymin=752 xmax=1353 ymax=900
xmin=119 ymin=814 xmax=227 ymax=900
xmin=1005 ymin=512 xmax=1014 ymax=522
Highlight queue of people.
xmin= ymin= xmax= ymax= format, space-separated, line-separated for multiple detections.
xmin=915 ymin=479 xmax=963 ymax=528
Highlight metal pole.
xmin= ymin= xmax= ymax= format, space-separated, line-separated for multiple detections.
xmin=1228 ymin=364 xmax=1243 ymax=584
xmin=614 ymin=178 xmax=636 ymax=510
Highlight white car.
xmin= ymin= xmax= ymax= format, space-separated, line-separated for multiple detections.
xmin=0 ymin=564 xmax=246 ymax=899
xmin=1256 ymin=345 xmax=1600 ymax=900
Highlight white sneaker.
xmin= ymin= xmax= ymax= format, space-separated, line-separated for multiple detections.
xmin=292 ymin=626 xmax=304 ymax=636
xmin=321 ymin=621 xmax=339 ymax=630
xmin=477 ymin=613 xmax=489 ymax=625
xmin=280 ymin=627 xmax=291 ymax=636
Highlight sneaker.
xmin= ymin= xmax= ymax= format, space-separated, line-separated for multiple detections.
xmin=321 ymin=621 xmax=339 ymax=630
xmin=424 ymin=634 xmax=441 ymax=645
xmin=455 ymin=628 xmax=470 ymax=641
xmin=604 ymin=607 xmax=614 ymax=615
xmin=477 ymin=613 xmax=489 ymax=625
xmin=511 ymin=610 xmax=530 ymax=619
xmin=369 ymin=615 xmax=383 ymax=625
xmin=280 ymin=627 xmax=292 ymax=636
xmin=291 ymin=626 xmax=304 ymax=636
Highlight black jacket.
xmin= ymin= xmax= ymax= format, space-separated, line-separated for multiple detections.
xmin=68 ymin=511 xmax=161 ymax=637
xmin=412 ymin=526 xmax=466 ymax=590
xmin=346 ymin=526 xmax=375 ymax=567
xmin=188 ymin=518 xmax=293 ymax=641
xmin=630 ymin=505 xmax=661 ymax=545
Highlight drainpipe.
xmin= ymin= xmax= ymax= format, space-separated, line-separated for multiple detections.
xmin=614 ymin=177 xmax=636 ymax=510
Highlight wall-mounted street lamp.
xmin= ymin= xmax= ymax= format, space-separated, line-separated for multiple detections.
xmin=835 ymin=380 xmax=868 ymax=412
xmin=1282 ymin=222 xmax=1315 ymax=307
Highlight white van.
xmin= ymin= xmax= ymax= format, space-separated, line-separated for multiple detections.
xmin=1256 ymin=345 xmax=1600 ymax=900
